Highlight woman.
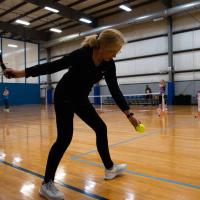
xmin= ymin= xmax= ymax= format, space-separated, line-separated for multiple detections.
xmin=4 ymin=29 xmax=141 ymax=200
xmin=158 ymin=79 xmax=167 ymax=112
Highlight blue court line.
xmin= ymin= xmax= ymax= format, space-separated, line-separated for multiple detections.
xmin=126 ymin=170 xmax=200 ymax=189
xmin=69 ymin=120 xmax=200 ymax=190
xmin=0 ymin=160 xmax=108 ymax=200
xmin=70 ymin=130 xmax=159 ymax=159
xmin=70 ymin=118 xmax=194 ymax=159
xmin=71 ymin=158 xmax=200 ymax=190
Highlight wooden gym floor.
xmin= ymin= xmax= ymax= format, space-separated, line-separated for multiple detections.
xmin=0 ymin=104 xmax=200 ymax=200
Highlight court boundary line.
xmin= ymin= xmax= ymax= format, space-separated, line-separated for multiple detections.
xmin=70 ymin=118 xmax=193 ymax=159
xmin=1 ymin=107 xmax=199 ymax=198
xmin=70 ymin=158 xmax=200 ymax=190
xmin=69 ymin=120 xmax=200 ymax=190
xmin=0 ymin=159 xmax=108 ymax=200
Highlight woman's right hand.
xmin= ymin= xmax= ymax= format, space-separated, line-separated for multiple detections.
xmin=4 ymin=68 xmax=25 ymax=78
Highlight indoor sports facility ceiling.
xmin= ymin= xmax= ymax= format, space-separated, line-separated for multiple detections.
xmin=0 ymin=0 xmax=197 ymax=43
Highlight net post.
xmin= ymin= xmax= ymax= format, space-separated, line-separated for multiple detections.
xmin=195 ymin=91 xmax=200 ymax=118
xmin=100 ymin=95 xmax=103 ymax=111
xmin=162 ymin=93 xmax=165 ymax=112
xmin=198 ymin=91 xmax=200 ymax=113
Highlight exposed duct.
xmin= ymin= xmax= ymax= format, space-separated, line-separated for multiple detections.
xmin=43 ymin=1 xmax=200 ymax=48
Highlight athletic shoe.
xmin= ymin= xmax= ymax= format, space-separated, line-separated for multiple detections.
xmin=39 ymin=181 xmax=64 ymax=200
xmin=104 ymin=164 xmax=127 ymax=180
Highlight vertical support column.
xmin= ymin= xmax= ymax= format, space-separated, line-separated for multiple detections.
xmin=24 ymin=41 xmax=27 ymax=84
xmin=38 ymin=43 xmax=40 ymax=83
xmin=46 ymin=48 xmax=53 ymax=104
xmin=0 ymin=36 xmax=2 ymax=83
xmin=167 ymin=14 xmax=175 ymax=105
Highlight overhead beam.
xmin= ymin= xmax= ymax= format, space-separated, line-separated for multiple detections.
xmin=160 ymin=0 xmax=172 ymax=8
xmin=29 ymin=0 xmax=82 ymax=23
xmin=9 ymin=0 xmax=60 ymax=24
xmin=0 ymin=2 xmax=27 ymax=18
xmin=43 ymin=0 xmax=200 ymax=48
xmin=0 ymin=21 xmax=49 ymax=41
xmin=24 ymin=0 xmax=97 ymax=27
xmin=8 ymin=7 xmax=41 ymax=23
xmin=61 ymin=0 xmax=154 ymax=31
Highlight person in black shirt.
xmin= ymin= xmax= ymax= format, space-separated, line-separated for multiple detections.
xmin=4 ymin=29 xmax=141 ymax=200
xmin=145 ymin=84 xmax=152 ymax=104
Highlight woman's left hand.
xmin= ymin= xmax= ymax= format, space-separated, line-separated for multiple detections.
xmin=128 ymin=115 xmax=141 ymax=128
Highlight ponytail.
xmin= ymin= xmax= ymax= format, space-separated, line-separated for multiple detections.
xmin=81 ymin=29 xmax=125 ymax=49
xmin=81 ymin=34 xmax=99 ymax=48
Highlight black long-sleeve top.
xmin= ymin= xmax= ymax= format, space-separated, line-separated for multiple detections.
xmin=26 ymin=46 xmax=129 ymax=111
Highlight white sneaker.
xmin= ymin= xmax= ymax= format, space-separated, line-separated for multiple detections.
xmin=39 ymin=181 xmax=64 ymax=200
xmin=104 ymin=164 xmax=127 ymax=180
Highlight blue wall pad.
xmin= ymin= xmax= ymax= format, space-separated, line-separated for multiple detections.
xmin=168 ymin=81 xmax=175 ymax=105
xmin=47 ymin=87 xmax=53 ymax=104
xmin=0 ymin=83 xmax=40 ymax=106
xmin=94 ymin=83 xmax=100 ymax=105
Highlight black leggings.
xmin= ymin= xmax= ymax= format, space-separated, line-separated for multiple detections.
xmin=44 ymin=100 xmax=114 ymax=182
xmin=4 ymin=99 xmax=9 ymax=109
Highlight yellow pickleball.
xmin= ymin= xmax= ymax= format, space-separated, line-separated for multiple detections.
xmin=135 ymin=124 xmax=145 ymax=133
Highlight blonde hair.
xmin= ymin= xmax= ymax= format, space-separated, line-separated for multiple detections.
xmin=81 ymin=34 xmax=99 ymax=48
xmin=160 ymin=79 xmax=166 ymax=86
xmin=81 ymin=29 xmax=125 ymax=48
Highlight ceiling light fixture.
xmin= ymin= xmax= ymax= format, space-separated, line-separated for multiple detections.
xmin=50 ymin=28 xmax=62 ymax=33
xmin=79 ymin=18 xmax=92 ymax=24
xmin=153 ymin=17 xmax=164 ymax=22
xmin=8 ymin=44 xmax=18 ymax=48
xmin=15 ymin=19 xmax=30 ymax=26
xmin=44 ymin=6 xmax=59 ymax=13
xmin=119 ymin=5 xmax=132 ymax=12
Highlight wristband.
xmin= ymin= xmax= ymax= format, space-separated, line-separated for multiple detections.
xmin=127 ymin=112 xmax=134 ymax=118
